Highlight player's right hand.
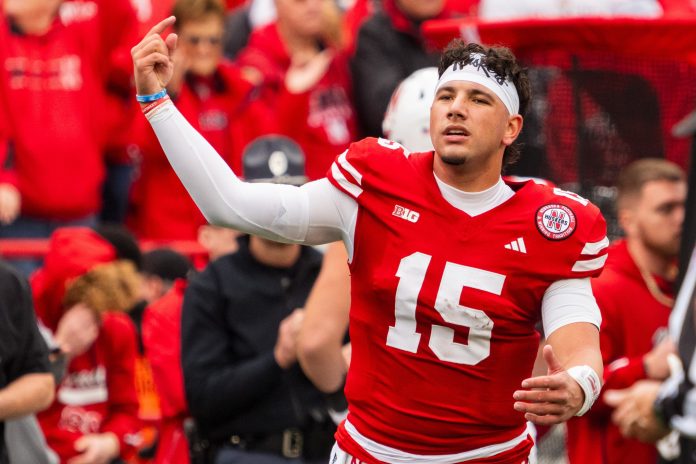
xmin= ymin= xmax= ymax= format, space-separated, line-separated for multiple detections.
xmin=513 ymin=345 xmax=586 ymax=425
xmin=131 ymin=16 xmax=178 ymax=97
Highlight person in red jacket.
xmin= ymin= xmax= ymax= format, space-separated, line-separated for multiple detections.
xmin=31 ymin=227 xmax=142 ymax=463
xmin=0 ymin=0 xmax=138 ymax=273
xmin=235 ymin=0 xmax=357 ymax=180
xmin=566 ymin=158 xmax=687 ymax=464
xmin=129 ymin=0 xmax=263 ymax=240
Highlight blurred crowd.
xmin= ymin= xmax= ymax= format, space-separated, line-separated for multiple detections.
xmin=1 ymin=0 xmax=696 ymax=464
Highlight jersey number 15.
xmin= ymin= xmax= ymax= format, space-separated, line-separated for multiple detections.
xmin=386 ymin=252 xmax=506 ymax=365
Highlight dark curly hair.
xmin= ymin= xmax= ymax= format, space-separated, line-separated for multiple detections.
xmin=438 ymin=39 xmax=531 ymax=169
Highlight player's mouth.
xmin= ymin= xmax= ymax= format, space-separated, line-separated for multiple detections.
xmin=442 ymin=125 xmax=470 ymax=142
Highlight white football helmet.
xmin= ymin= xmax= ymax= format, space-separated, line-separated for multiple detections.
xmin=382 ymin=67 xmax=439 ymax=153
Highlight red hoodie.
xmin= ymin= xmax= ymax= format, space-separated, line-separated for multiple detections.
xmin=31 ymin=228 xmax=140 ymax=461
xmin=566 ymin=240 xmax=672 ymax=464
xmin=0 ymin=13 xmax=106 ymax=220
xmin=236 ymin=23 xmax=357 ymax=180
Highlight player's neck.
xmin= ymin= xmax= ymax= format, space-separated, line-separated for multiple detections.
xmin=249 ymin=236 xmax=301 ymax=268
xmin=626 ymin=238 xmax=677 ymax=280
xmin=433 ymin=156 xmax=501 ymax=192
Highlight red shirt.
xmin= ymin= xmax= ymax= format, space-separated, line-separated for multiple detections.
xmin=566 ymin=240 xmax=672 ymax=464
xmin=236 ymin=23 xmax=357 ymax=180
xmin=142 ymin=280 xmax=190 ymax=464
xmin=129 ymin=64 xmax=259 ymax=240
xmin=37 ymin=313 xmax=140 ymax=461
xmin=326 ymin=138 xmax=607 ymax=462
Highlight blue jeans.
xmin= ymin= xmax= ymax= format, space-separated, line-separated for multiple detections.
xmin=0 ymin=214 xmax=97 ymax=276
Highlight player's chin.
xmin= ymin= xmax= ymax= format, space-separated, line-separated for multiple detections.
xmin=438 ymin=151 xmax=469 ymax=166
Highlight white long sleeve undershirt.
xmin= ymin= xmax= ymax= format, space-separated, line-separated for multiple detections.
xmin=147 ymin=101 xmax=600 ymax=335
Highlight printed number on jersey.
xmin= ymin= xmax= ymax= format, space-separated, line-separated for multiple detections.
xmin=386 ymin=252 xmax=505 ymax=365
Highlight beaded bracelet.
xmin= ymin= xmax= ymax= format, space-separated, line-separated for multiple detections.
xmin=136 ymin=88 xmax=167 ymax=103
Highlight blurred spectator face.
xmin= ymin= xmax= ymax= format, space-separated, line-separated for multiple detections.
xmin=395 ymin=0 xmax=445 ymax=21
xmin=3 ymin=0 xmax=62 ymax=18
xmin=178 ymin=14 xmax=225 ymax=77
xmin=275 ymin=0 xmax=325 ymax=39
xmin=629 ymin=179 xmax=686 ymax=258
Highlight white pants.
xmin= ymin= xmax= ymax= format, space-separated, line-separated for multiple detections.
xmin=328 ymin=442 xmax=533 ymax=464
xmin=329 ymin=443 xmax=367 ymax=464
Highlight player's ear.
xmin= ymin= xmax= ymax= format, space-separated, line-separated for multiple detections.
xmin=617 ymin=207 xmax=636 ymax=236
xmin=502 ymin=114 xmax=523 ymax=147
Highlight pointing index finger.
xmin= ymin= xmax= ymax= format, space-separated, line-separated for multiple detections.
xmin=147 ymin=16 xmax=176 ymax=38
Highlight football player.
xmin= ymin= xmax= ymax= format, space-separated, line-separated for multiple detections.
xmin=132 ymin=18 xmax=607 ymax=463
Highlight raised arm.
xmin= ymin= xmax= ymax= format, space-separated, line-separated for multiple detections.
xmin=131 ymin=18 xmax=355 ymax=247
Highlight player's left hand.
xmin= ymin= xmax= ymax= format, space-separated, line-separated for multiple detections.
xmin=604 ymin=380 xmax=670 ymax=443
xmin=513 ymin=345 xmax=585 ymax=425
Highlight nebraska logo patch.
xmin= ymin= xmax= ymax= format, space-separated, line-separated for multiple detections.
xmin=536 ymin=204 xmax=576 ymax=240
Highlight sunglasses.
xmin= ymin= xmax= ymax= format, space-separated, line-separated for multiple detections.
xmin=182 ymin=35 xmax=222 ymax=46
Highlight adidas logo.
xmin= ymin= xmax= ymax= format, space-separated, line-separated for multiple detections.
xmin=504 ymin=237 xmax=527 ymax=253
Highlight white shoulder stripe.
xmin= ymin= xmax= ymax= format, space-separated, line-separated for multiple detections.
xmin=331 ymin=163 xmax=363 ymax=198
xmin=338 ymin=150 xmax=363 ymax=185
xmin=572 ymin=254 xmax=608 ymax=272
xmin=581 ymin=237 xmax=609 ymax=255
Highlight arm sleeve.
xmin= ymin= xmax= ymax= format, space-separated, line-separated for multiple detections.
xmin=147 ymin=102 xmax=356 ymax=246
xmin=181 ymin=268 xmax=285 ymax=423
xmin=541 ymin=278 xmax=602 ymax=337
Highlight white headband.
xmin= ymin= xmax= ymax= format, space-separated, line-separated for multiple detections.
xmin=435 ymin=53 xmax=520 ymax=115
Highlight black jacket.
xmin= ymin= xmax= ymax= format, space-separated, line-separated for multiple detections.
xmin=182 ymin=237 xmax=324 ymax=442
xmin=0 ymin=261 xmax=50 ymax=464
xmin=350 ymin=11 xmax=439 ymax=138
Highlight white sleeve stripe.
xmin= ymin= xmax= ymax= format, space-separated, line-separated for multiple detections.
xmin=338 ymin=150 xmax=363 ymax=185
xmin=581 ymin=237 xmax=609 ymax=255
xmin=572 ymin=254 xmax=608 ymax=272
xmin=331 ymin=163 xmax=363 ymax=198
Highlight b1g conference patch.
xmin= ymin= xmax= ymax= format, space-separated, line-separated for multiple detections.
xmin=536 ymin=204 xmax=576 ymax=240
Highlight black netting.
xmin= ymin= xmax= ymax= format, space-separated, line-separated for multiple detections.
xmin=506 ymin=51 xmax=696 ymax=239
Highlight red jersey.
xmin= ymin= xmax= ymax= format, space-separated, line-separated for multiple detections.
xmin=566 ymin=240 xmax=672 ymax=464
xmin=326 ymin=138 xmax=607 ymax=462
